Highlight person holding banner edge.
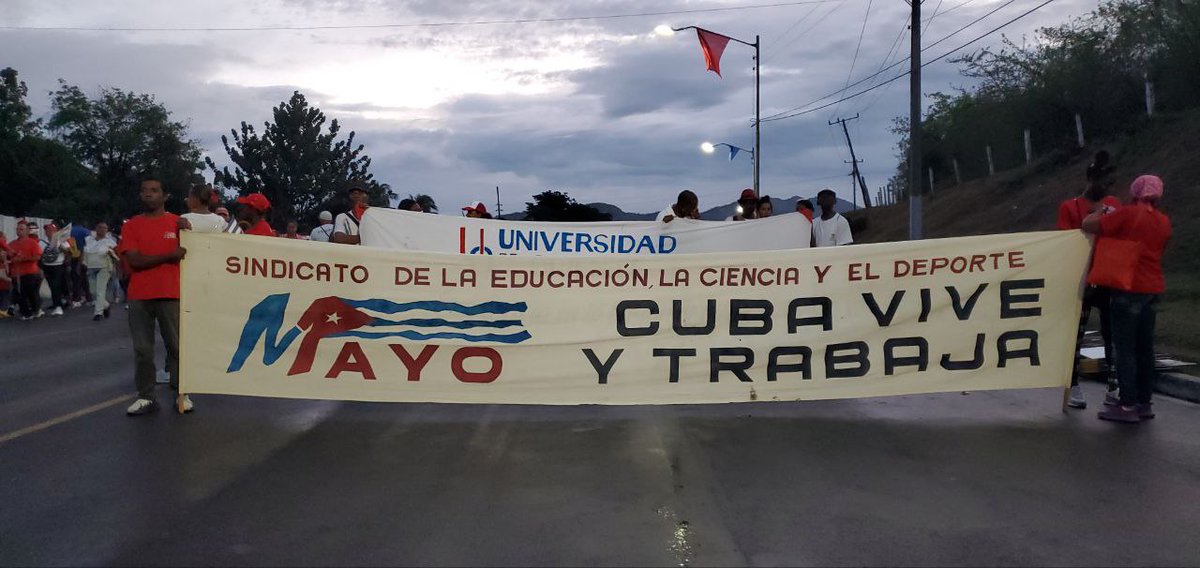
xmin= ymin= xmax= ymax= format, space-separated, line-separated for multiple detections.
xmin=657 ymin=190 xmax=699 ymax=223
xmin=120 ymin=176 xmax=187 ymax=416
xmin=1082 ymin=174 xmax=1172 ymax=424
xmin=1058 ymin=178 xmax=1121 ymax=409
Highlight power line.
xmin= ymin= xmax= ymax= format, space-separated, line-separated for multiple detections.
xmin=763 ymin=0 xmax=849 ymax=63
xmin=760 ymin=0 xmax=1018 ymax=121
xmin=855 ymin=20 xmax=909 ymax=114
xmin=760 ymin=2 xmax=826 ymax=66
xmin=831 ymin=0 xmax=875 ymax=118
xmin=760 ymin=0 xmax=1057 ymax=122
xmin=0 ymin=0 xmax=842 ymax=32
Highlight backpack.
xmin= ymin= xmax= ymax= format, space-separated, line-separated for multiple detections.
xmin=40 ymin=240 xmax=59 ymax=265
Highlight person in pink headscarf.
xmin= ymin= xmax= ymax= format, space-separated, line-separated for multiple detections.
xmin=1082 ymin=175 xmax=1172 ymax=423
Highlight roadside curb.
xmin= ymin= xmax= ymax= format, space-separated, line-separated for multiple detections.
xmin=1157 ymin=371 xmax=1200 ymax=405
xmin=1083 ymin=367 xmax=1200 ymax=404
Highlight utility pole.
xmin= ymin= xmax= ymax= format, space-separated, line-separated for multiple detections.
xmin=909 ymin=0 xmax=923 ymax=240
xmin=495 ymin=186 xmax=502 ymax=218
xmin=830 ymin=114 xmax=872 ymax=207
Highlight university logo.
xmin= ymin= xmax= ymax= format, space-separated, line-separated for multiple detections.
xmin=227 ymin=294 xmax=530 ymax=375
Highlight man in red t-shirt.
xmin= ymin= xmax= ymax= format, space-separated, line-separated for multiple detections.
xmin=1057 ymin=181 xmax=1122 ymax=409
xmin=1083 ymin=174 xmax=1172 ymax=423
xmin=9 ymin=221 xmax=45 ymax=320
xmin=235 ymin=192 xmax=275 ymax=237
xmin=120 ymin=177 xmax=188 ymax=416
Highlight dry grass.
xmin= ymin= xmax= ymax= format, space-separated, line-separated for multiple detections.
xmin=850 ymin=109 xmax=1200 ymax=361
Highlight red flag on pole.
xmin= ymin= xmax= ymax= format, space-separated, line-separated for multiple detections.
xmin=696 ymin=28 xmax=731 ymax=77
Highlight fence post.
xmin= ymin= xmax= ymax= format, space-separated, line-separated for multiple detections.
xmin=953 ymin=158 xmax=962 ymax=185
xmin=1024 ymin=128 xmax=1033 ymax=164
xmin=986 ymin=146 xmax=995 ymax=176
xmin=1075 ymin=114 xmax=1085 ymax=147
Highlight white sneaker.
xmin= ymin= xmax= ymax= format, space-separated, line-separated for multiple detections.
xmin=126 ymin=398 xmax=158 ymax=416
xmin=1067 ymin=385 xmax=1087 ymax=409
xmin=50 ymin=307 xmax=64 ymax=316
xmin=70 ymin=301 xmax=82 ymax=309
xmin=176 ymin=394 xmax=194 ymax=414
xmin=34 ymin=309 xmax=45 ymax=318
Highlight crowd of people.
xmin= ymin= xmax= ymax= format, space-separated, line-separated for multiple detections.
xmin=657 ymin=187 xmax=851 ymax=247
xmin=0 ymin=164 xmax=1172 ymax=424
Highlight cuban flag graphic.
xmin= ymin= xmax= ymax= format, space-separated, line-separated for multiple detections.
xmin=227 ymin=294 xmax=530 ymax=376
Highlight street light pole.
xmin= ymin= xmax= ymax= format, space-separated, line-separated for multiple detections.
xmin=754 ymin=34 xmax=761 ymax=198
xmin=661 ymin=25 xmax=761 ymax=196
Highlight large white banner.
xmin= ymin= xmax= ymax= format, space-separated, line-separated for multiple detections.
xmin=360 ymin=208 xmax=812 ymax=255
xmin=181 ymin=230 xmax=1089 ymax=405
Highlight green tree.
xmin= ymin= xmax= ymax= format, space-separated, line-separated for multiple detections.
xmin=0 ymin=68 xmax=92 ymax=218
xmin=523 ymin=190 xmax=612 ymax=222
xmin=0 ymin=67 xmax=38 ymax=140
xmin=408 ymin=193 xmax=438 ymax=213
xmin=207 ymin=91 xmax=393 ymax=228
xmin=48 ymin=81 xmax=202 ymax=220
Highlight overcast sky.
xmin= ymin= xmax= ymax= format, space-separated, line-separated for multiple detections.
xmin=2 ymin=0 xmax=1095 ymax=214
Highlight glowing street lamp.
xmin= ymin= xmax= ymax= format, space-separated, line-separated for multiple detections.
xmin=700 ymin=141 xmax=754 ymax=189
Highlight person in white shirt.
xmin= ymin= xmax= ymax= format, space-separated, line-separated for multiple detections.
xmin=180 ymin=185 xmax=228 ymax=234
xmin=39 ymin=223 xmax=72 ymax=316
xmin=658 ymin=190 xmax=700 ymax=223
xmin=309 ymin=211 xmax=334 ymax=242
xmin=811 ymin=188 xmax=854 ymax=247
xmin=333 ymin=181 xmax=370 ymax=245
xmin=83 ymin=222 xmax=119 ymax=320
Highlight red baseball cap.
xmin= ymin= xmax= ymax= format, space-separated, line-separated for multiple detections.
xmin=739 ymin=188 xmax=757 ymax=201
xmin=462 ymin=201 xmax=489 ymax=215
xmin=236 ymin=193 xmax=271 ymax=213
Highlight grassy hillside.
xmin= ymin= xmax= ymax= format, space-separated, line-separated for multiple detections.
xmin=849 ymin=109 xmax=1200 ymax=361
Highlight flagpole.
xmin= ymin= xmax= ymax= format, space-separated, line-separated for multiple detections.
xmin=753 ymin=34 xmax=760 ymax=198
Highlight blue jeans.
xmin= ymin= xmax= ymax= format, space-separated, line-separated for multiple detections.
xmin=1109 ymin=292 xmax=1158 ymax=406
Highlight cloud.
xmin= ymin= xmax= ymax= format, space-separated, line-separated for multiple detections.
xmin=1 ymin=0 xmax=1101 ymax=215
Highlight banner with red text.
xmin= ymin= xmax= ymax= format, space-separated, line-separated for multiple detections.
xmin=360 ymin=208 xmax=811 ymax=255
xmin=180 ymin=230 xmax=1089 ymax=404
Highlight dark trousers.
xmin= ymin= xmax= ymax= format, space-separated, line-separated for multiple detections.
xmin=16 ymin=274 xmax=42 ymax=317
xmin=128 ymin=299 xmax=180 ymax=399
xmin=70 ymin=259 xmax=91 ymax=303
xmin=1072 ymin=285 xmax=1114 ymax=387
xmin=1110 ymin=292 xmax=1158 ymax=406
xmin=42 ymin=264 xmax=68 ymax=309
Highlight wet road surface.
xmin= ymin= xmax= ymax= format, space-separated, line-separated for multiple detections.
xmin=2 ymin=307 xmax=1199 ymax=566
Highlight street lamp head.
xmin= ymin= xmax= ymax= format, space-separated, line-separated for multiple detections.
xmin=700 ymin=142 xmax=716 ymax=154
xmin=654 ymin=24 xmax=676 ymax=37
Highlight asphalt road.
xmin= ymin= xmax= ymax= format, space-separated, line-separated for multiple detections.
xmin=2 ymin=306 xmax=1199 ymax=567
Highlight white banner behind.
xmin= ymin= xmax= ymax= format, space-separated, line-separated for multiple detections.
xmin=360 ymin=208 xmax=812 ymax=255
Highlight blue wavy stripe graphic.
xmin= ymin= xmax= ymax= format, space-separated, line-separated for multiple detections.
xmin=369 ymin=318 xmax=524 ymax=329
xmin=330 ymin=330 xmax=532 ymax=344
xmin=344 ymin=299 xmax=527 ymax=315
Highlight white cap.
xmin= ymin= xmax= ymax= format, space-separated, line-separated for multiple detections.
xmin=318 ymin=211 xmax=333 ymax=221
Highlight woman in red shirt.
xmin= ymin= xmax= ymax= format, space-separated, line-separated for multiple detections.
xmin=1083 ymin=175 xmax=1172 ymax=423
xmin=1057 ymin=181 xmax=1122 ymax=409
xmin=8 ymin=221 xmax=45 ymax=320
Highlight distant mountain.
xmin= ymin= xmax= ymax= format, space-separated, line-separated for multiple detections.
xmin=699 ymin=195 xmax=860 ymax=221
xmin=585 ymin=202 xmax=656 ymax=221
